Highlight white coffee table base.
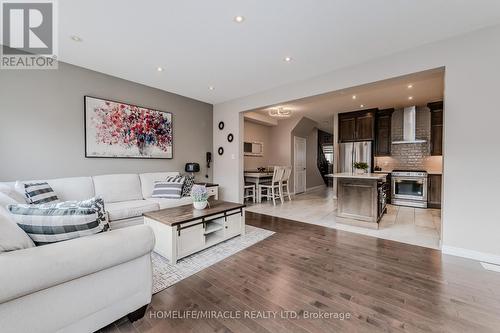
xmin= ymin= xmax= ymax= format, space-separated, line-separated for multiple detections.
xmin=145 ymin=208 xmax=245 ymax=264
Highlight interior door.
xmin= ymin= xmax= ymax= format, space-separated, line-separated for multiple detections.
xmin=294 ymin=136 xmax=307 ymax=194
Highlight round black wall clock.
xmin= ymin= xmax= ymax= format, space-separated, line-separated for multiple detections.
xmin=218 ymin=121 xmax=225 ymax=130
xmin=227 ymin=133 xmax=234 ymax=142
xmin=218 ymin=147 xmax=224 ymax=155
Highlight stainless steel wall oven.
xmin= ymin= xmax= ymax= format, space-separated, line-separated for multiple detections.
xmin=391 ymin=170 xmax=428 ymax=208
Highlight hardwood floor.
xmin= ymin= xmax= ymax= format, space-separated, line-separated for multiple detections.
xmin=101 ymin=212 xmax=500 ymax=333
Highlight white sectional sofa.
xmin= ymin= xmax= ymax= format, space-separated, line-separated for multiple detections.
xmin=1 ymin=171 xmax=193 ymax=229
xmin=0 ymin=172 xmax=193 ymax=333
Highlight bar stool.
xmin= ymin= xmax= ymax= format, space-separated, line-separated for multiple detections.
xmin=258 ymin=166 xmax=284 ymax=205
xmin=243 ymin=184 xmax=256 ymax=203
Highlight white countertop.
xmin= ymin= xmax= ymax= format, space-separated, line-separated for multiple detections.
xmin=326 ymin=173 xmax=388 ymax=180
xmin=373 ymin=170 xmax=443 ymax=175
xmin=244 ymin=172 xmax=273 ymax=177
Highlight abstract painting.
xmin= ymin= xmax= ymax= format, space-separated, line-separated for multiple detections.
xmin=84 ymin=96 xmax=173 ymax=159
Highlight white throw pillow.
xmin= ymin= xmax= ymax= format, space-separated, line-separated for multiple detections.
xmin=0 ymin=211 xmax=35 ymax=253
xmin=0 ymin=183 xmax=27 ymax=204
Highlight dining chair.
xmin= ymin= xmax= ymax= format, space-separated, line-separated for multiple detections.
xmin=243 ymin=184 xmax=256 ymax=203
xmin=280 ymin=166 xmax=292 ymax=202
xmin=258 ymin=166 xmax=284 ymax=205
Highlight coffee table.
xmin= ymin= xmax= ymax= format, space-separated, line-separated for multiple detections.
xmin=143 ymin=200 xmax=245 ymax=263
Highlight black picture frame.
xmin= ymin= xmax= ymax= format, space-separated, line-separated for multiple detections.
xmin=84 ymin=95 xmax=173 ymax=159
xmin=227 ymin=133 xmax=234 ymax=142
xmin=218 ymin=147 xmax=224 ymax=155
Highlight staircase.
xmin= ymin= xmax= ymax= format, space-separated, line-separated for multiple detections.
xmin=317 ymin=130 xmax=334 ymax=186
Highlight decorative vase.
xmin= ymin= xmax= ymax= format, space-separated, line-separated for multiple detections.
xmin=355 ymin=168 xmax=366 ymax=174
xmin=193 ymin=201 xmax=208 ymax=210
xmin=138 ymin=143 xmax=153 ymax=157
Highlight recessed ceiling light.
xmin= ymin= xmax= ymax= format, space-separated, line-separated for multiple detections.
xmin=408 ymin=96 xmax=413 ymax=100
xmin=70 ymin=35 xmax=82 ymax=42
xmin=360 ymin=104 xmax=365 ymax=108
xmin=352 ymin=95 xmax=357 ymax=100
xmin=208 ymin=86 xmax=215 ymax=91
xmin=233 ymin=15 xmax=245 ymax=23
xmin=284 ymin=56 xmax=293 ymax=62
xmin=407 ymin=84 xmax=413 ymax=89
xmin=157 ymin=67 xmax=164 ymax=72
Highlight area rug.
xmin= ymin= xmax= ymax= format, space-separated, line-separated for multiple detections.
xmin=151 ymin=225 xmax=274 ymax=294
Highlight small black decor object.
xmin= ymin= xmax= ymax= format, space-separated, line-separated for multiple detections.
xmin=185 ymin=162 xmax=200 ymax=173
xmin=218 ymin=121 xmax=225 ymax=130
xmin=227 ymin=133 xmax=234 ymax=142
xmin=218 ymin=147 xmax=224 ymax=155
xmin=206 ymin=152 xmax=212 ymax=168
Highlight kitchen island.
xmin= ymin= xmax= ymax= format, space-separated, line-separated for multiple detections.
xmin=327 ymin=173 xmax=388 ymax=229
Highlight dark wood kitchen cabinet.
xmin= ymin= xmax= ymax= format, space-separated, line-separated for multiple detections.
xmin=339 ymin=114 xmax=356 ymax=142
xmin=338 ymin=109 xmax=376 ymax=142
xmin=428 ymin=101 xmax=443 ymax=156
xmin=375 ymin=108 xmax=394 ymax=156
xmin=428 ymin=174 xmax=442 ymax=209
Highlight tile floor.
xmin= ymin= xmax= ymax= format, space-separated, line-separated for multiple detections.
xmin=245 ymin=186 xmax=442 ymax=249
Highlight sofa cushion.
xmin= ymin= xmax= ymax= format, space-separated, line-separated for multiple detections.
xmin=23 ymin=182 xmax=60 ymax=204
xmin=8 ymin=198 xmax=109 ymax=245
xmin=0 ymin=224 xmax=154 ymax=304
xmin=146 ymin=196 xmax=192 ymax=210
xmin=93 ymin=174 xmax=143 ymax=203
xmin=139 ymin=172 xmax=180 ymax=199
xmin=0 ymin=213 xmax=35 ymax=253
xmin=106 ymin=200 xmax=159 ymax=221
xmin=2 ymin=177 xmax=95 ymax=202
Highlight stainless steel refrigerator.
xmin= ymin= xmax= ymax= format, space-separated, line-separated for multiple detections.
xmin=339 ymin=142 xmax=372 ymax=173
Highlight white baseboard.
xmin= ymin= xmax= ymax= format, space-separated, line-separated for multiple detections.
xmin=441 ymin=245 xmax=500 ymax=265
xmin=305 ymin=184 xmax=326 ymax=192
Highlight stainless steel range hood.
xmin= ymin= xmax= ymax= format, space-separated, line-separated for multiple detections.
xmin=392 ymin=106 xmax=426 ymax=144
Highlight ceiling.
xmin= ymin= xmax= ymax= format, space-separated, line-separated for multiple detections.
xmin=250 ymin=68 xmax=444 ymax=133
xmin=59 ymin=1 xmax=500 ymax=104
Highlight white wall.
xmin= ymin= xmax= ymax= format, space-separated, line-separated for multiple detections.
xmin=214 ymin=24 xmax=500 ymax=263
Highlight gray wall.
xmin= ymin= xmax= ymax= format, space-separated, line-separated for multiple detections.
xmin=305 ymin=129 xmax=326 ymax=189
xmin=0 ymin=62 xmax=213 ymax=182
xmin=291 ymin=117 xmax=324 ymax=189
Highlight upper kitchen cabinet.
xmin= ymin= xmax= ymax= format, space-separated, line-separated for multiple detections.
xmin=339 ymin=114 xmax=356 ymax=142
xmin=428 ymin=101 xmax=444 ymax=156
xmin=338 ymin=109 xmax=376 ymax=142
xmin=375 ymin=108 xmax=394 ymax=156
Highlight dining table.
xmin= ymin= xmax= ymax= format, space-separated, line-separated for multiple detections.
xmin=244 ymin=171 xmax=274 ymax=203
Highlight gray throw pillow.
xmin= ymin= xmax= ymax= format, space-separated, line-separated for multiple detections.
xmin=8 ymin=197 xmax=108 ymax=245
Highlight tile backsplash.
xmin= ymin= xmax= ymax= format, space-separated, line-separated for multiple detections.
xmin=374 ymin=106 xmax=442 ymax=173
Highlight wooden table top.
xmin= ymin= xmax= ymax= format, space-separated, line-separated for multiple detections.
xmin=143 ymin=200 xmax=245 ymax=226
xmin=194 ymin=182 xmax=219 ymax=187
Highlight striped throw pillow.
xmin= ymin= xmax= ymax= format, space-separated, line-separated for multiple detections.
xmin=8 ymin=197 xmax=109 ymax=245
xmin=24 ymin=182 xmax=59 ymax=204
xmin=151 ymin=176 xmax=185 ymax=199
